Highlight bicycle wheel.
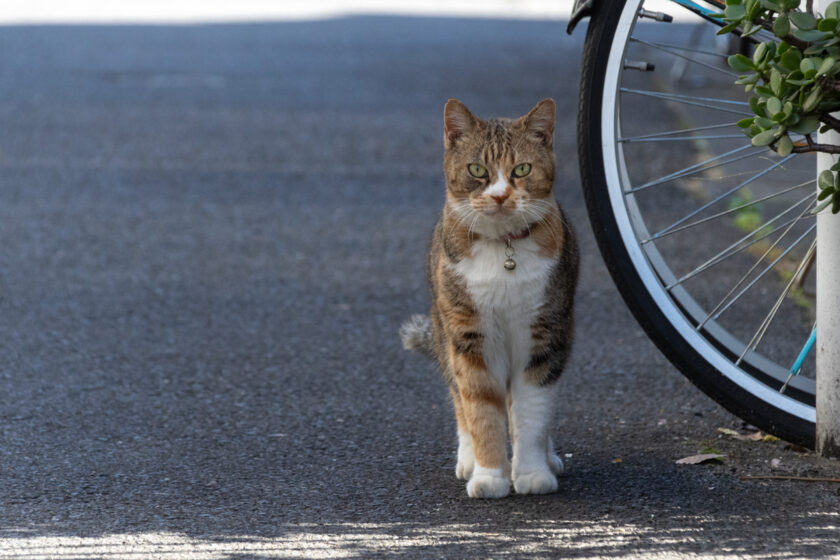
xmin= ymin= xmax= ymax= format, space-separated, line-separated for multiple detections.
xmin=578 ymin=0 xmax=817 ymax=446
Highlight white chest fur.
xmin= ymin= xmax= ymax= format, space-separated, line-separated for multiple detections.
xmin=453 ymin=237 xmax=554 ymax=383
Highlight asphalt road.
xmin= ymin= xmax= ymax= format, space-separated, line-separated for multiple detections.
xmin=0 ymin=16 xmax=839 ymax=559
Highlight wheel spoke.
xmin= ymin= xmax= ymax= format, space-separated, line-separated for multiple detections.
xmin=697 ymin=202 xmax=816 ymax=329
xmin=621 ymin=88 xmax=752 ymax=116
xmin=629 ymin=145 xmax=763 ymax=194
xmin=618 ymin=122 xmax=738 ymax=143
xmin=736 ymin=239 xmax=817 ymax=366
xmin=619 ymin=134 xmax=745 ymax=143
xmin=649 ymin=154 xmax=798 ymax=241
xmin=665 ymin=190 xmax=815 ymax=288
xmin=629 ymin=37 xmax=741 ymax=78
xmin=650 ymin=179 xmax=814 ymax=240
xmin=636 ymin=40 xmax=728 ymax=58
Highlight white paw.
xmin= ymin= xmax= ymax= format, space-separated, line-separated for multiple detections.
xmin=455 ymin=431 xmax=475 ymax=480
xmin=548 ymin=453 xmax=565 ymax=476
xmin=514 ymin=470 xmax=558 ymax=495
xmin=456 ymin=456 xmax=474 ymax=480
xmin=466 ymin=469 xmax=510 ymax=499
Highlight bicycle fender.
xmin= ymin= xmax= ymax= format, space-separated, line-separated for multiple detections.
xmin=566 ymin=0 xmax=595 ymax=34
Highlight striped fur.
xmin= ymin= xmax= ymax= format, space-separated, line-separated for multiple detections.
xmin=401 ymin=99 xmax=578 ymax=498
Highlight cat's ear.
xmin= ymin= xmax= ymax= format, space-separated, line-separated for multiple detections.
xmin=444 ymin=98 xmax=478 ymax=146
xmin=520 ymin=99 xmax=556 ymax=147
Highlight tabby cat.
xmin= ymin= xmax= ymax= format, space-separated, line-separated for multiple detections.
xmin=400 ymin=98 xmax=578 ymax=499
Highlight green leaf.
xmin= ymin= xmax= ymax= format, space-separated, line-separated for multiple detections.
xmin=790 ymin=11 xmax=817 ymax=30
xmin=819 ymin=18 xmax=839 ymax=32
xmin=803 ymin=86 xmax=822 ymax=112
xmin=770 ymin=68 xmax=783 ymax=95
xmin=780 ymin=48 xmax=803 ymax=71
xmin=752 ymin=129 xmax=778 ymax=146
xmin=726 ymin=0 xmax=742 ymax=5
xmin=729 ymin=53 xmax=755 ymax=72
xmin=832 ymin=195 xmax=840 ymax=214
xmin=767 ymin=96 xmax=783 ymax=115
xmin=800 ymin=57 xmax=818 ymax=79
xmin=750 ymin=96 xmax=763 ymax=115
xmin=737 ymin=117 xmax=755 ymax=128
xmin=789 ymin=115 xmax=820 ymax=134
xmin=717 ymin=21 xmax=741 ymax=35
xmin=829 ymin=1 xmax=840 ymax=20
xmin=742 ymin=22 xmax=762 ymax=37
xmin=831 ymin=161 xmax=840 ymax=172
xmin=777 ymin=41 xmax=791 ymax=56
xmin=804 ymin=42 xmax=829 ymax=55
xmin=818 ymin=186 xmax=835 ymax=201
xmin=753 ymin=42 xmax=768 ymax=66
xmin=776 ymin=135 xmax=793 ymax=156
xmin=759 ymin=0 xmax=780 ymax=8
xmin=736 ymin=73 xmax=760 ymax=85
xmin=755 ymin=85 xmax=774 ymax=97
xmin=794 ymin=29 xmax=830 ymax=41
xmin=820 ymin=170 xmax=835 ymax=189
xmin=725 ymin=3 xmax=747 ymax=19
xmin=773 ymin=12 xmax=790 ymax=37
xmin=818 ymin=56 xmax=836 ymax=76
xmin=756 ymin=116 xmax=775 ymax=128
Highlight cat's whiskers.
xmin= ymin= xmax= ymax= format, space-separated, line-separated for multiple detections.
xmin=530 ymin=199 xmax=570 ymax=230
xmin=522 ymin=205 xmax=561 ymax=247
xmin=518 ymin=210 xmax=533 ymax=239
xmin=446 ymin=201 xmax=476 ymax=237
xmin=468 ymin=213 xmax=481 ymax=240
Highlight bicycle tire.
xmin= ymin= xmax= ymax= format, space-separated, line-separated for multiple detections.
xmin=577 ymin=0 xmax=816 ymax=447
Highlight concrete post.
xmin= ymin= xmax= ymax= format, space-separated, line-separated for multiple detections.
xmin=816 ymin=146 xmax=840 ymax=457
xmin=816 ymin=0 xmax=840 ymax=457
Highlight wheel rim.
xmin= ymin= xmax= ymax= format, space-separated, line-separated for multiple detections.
xmin=601 ymin=0 xmax=817 ymax=423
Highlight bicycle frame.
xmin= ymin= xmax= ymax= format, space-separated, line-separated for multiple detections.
xmin=567 ymin=0 xmax=727 ymax=34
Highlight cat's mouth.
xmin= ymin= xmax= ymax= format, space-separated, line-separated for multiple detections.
xmin=481 ymin=206 xmax=513 ymax=217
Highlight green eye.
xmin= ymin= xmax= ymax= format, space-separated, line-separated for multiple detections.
xmin=467 ymin=163 xmax=488 ymax=178
xmin=513 ymin=163 xmax=532 ymax=178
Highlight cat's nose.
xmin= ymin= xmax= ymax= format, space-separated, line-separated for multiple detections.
xmin=491 ymin=193 xmax=509 ymax=205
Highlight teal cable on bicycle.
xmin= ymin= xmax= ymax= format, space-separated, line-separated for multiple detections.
xmin=790 ymin=326 xmax=817 ymax=376
xmin=780 ymin=326 xmax=815 ymax=394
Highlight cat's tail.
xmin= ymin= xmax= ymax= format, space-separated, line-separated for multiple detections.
xmin=400 ymin=314 xmax=435 ymax=359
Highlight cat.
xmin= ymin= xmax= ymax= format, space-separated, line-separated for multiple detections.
xmin=400 ymin=98 xmax=579 ymax=499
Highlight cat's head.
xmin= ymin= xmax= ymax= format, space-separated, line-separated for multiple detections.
xmin=442 ymin=98 xmax=556 ymax=239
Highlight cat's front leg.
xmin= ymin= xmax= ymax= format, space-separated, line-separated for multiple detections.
xmin=510 ymin=375 xmax=560 ymax=495
xmin=449 ymin=388 xmax=474 ymax=480
xmin=452 ymin=354 xmax=510 ymax=499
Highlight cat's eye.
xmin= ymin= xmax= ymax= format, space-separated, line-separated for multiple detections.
xmin=512 ymin=163 xmax=532 ymax=178
xmin=467 ymin=163 xmax=488 ymax=178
